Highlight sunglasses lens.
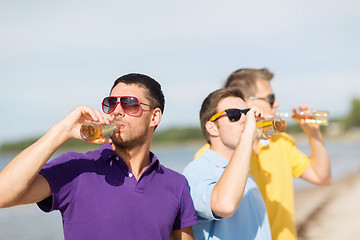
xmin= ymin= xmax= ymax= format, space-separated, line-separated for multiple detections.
xmin=268 ymin=94 xmax=275 ymax=107
xmin=102 ymin=96 xmax=141 ymax=114
xmin=120 ymin=97 xmax=140 ymax=114
xmin=227 ymin=109 xmax=251 ymax=122
xmin=102 ymin=97 xmax=118 ymax=113
xmin=226 ymin=109 xmax=242 ymax=122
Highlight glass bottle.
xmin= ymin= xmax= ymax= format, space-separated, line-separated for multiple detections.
xmin=80 ymin=122 xmax=117 ymax=141
xmin=256 ymin=117 xmax=287 ymax=135
xmin=277 ymin=110 xmax=329 ymax=126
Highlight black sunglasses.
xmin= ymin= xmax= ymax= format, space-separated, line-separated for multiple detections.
xmin=102 ymin=96 xmax=153 ymax=115
xmin=209 ymin=108 xmax=251 ymax=122
xmin=248 ymin=93 xmax=275 ymax=108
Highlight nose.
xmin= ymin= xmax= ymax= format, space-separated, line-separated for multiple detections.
xmin=112 ymin=102 xmax=126 ymax=117
xmin=239 ymin=113 xmax=246 ymax=122
xmin=273 ymin=100 xmax=280 ymax=109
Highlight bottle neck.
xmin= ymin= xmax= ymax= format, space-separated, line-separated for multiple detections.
xmin=276 ymin=112 xmax=291 ymax=118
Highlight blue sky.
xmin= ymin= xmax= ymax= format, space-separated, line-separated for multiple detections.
xmin=1 ymin=0 xmax=359 ymax=145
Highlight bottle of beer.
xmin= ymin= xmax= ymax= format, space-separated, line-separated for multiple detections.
xmin=277 ymin=110 xmax=329 ymax=126
xmin=256 ymin=117 xmax=287 ymax=135
xmin=80 ymin=122 xmax=117 ymax=141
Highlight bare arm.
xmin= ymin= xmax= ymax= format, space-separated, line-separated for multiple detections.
xmin=0 ymin=125 xmax=67 ymax=208
xmin=293 ymin=106 xmax=332 ymax=185
xmin=210 ymin=108 xmax=268 ymax=218
xmin=300 ymin=126 xmax=332 ymax=185
xmin=0 ymin=106 xmax=112 ymax=208
xmin=169 ymin=227 xmax=194 ymax=240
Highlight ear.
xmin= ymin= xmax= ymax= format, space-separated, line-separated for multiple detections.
xmin=149 ymin=108 xmax=162 ymax=128
xmin=205 ymin=121 xmax=219 ymax=138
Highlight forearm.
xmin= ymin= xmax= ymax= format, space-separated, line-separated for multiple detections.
xmin=307 ymin=129 xmax=332 ymax=184
xmin=211 ymin=130 xmax=254 ymax=218
xmin=0 ymin=122 xmax=70 ymax=206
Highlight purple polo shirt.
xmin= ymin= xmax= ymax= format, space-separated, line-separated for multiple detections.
xmin=37 ymin=143 xmax=198 ymax=240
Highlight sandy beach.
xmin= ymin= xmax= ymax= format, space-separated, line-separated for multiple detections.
xmin=295 ymin=171 xmax=360 ymax=240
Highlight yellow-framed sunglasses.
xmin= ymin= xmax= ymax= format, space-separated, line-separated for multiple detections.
xmin=209 ymin=108 xmax=251 ymax=122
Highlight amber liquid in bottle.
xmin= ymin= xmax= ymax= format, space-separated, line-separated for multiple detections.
xmin=80 ymin=122 xmax=117 ymax=141
xmin=256 ymin=117 xmax=287 ymax=135
xmin=277 ymin=110 xmax=329 ymax=126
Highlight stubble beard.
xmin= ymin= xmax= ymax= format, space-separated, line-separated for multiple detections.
xmin=111 ymin=127 xmax=149 ymax=151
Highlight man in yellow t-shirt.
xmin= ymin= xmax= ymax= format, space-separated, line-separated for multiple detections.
xmin=194 ymin=68 xmax=332 ymax=240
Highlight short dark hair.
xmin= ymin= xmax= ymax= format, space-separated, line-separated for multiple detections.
xmin=200 ymin=87 xmax=245 ymax=144
xmin=224 ymin=68 xmax=274 ymax=97
xmin=111 ymin=73 xmax=165 ymax=114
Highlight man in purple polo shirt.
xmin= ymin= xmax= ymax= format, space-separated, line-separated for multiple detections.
xmin=0 ymin=73 xmax=198 ymax=239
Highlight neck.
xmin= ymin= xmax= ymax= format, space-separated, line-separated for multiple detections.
xmin=210 ymin=139 xmax=234 ymax=161
xmin=111 ymin=142 xmax=152 ymax=180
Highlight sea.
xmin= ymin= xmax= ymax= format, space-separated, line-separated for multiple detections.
xmin=0 ymin=139 xmax=359 ymax=240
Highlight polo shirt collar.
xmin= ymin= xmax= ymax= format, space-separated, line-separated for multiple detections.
xmin=148 ymin=151 xmax=160 ymax=171
xmin=99 ymin=143 xmax=160 ymax=172
xmin=259 ymin=139 xmax=270 ymax=147
xmin=100 ymin=143 xmax=117 ymax=160
xmin=203 ymin=149 xmax=229 ymax=168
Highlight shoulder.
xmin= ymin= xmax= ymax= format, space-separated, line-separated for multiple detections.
xmin=157 ymin=163 xmax=190 ymax=186
xmin=42 ymin=146 xmax=105 ymax=171
xmin=44 ymin=151 xmax=83 ymax=168
xmin=183 ymin=154 xmax=209 ymax=175
xmin=194 ymin=143 xmax=210 ymax=159
xmin=183 ymin=150 xmax=218 ymax=182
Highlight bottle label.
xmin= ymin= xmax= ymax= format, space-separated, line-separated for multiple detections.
xmin=256 ymin=118 xmax=287 ymax=135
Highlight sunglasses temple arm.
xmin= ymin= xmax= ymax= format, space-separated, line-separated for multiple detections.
xmin=209 ymin=110 xmax=225 ymax=122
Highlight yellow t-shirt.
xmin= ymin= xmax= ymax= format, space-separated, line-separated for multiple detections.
xmin=193 ymin=132 xmax=311 ymax=240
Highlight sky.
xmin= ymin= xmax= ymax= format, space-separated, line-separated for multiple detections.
xmin=0 ymin=0 xmax=359 ymax=145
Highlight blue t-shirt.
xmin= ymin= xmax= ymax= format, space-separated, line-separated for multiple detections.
xmin=37 ymin=143 xmax=198 ymax=240
xmin=183 ymin=149 xmax=271 ymax=240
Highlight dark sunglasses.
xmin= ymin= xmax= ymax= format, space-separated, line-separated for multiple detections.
xmin=209 ymin=108 xmax=251 ymax=122
xmin=248 ymin=93 xmax=275 ymax=108
xmin=102 ymin=96 xmax=153 ymax=115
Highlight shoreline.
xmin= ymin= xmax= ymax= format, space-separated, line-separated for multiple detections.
xmin=294 ymin=171 xmax=360 ymax=239
xmin=1 ymin=129 xmax=360 ymax=155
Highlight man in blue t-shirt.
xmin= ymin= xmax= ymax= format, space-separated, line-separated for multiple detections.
xmin=183 ymin=87 xmax=272 ymax=239
xmin=0 ymin=73 xmax=198 ymax=240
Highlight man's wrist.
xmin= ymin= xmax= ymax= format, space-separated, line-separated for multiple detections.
xmin=45 ymin=122 xmax=73 ymax=146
